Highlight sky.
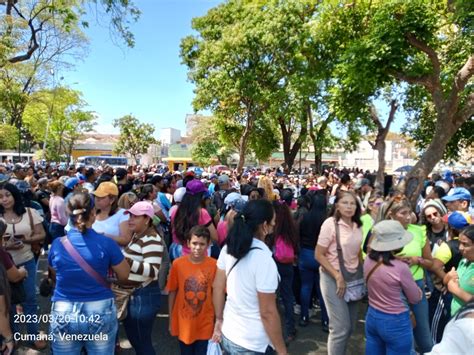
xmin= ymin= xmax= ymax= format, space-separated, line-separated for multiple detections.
xmin=62 ymin=0 xmax=221 ymax=136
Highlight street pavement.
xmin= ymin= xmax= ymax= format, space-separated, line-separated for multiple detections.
xmin=15 ymin=255 xmax=366 ymax=355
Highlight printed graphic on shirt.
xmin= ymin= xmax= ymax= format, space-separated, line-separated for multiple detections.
xmin=183 ymin=272 xmax=211 ymax=318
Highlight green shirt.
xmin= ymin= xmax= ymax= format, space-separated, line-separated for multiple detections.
xmin=451 ymin=258 xmax=474 ymax=316
xmin=398 ymin=224 xmax=427 ymax=281
xmin=360 ymin=214 xmax=373 ymax=259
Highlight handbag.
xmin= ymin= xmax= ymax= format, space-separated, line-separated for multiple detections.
xmin=111 ymin=284 xmax=135 ymax=321
xmin=274 ymin=236 xmax=295 ymax=264
xmin=334 ymin=219 xmax=366 ymax=302
xmin=27 ymin=208 xmax=42 ymax=256
xmin=206 ymin=340 xmax=223 ymax=355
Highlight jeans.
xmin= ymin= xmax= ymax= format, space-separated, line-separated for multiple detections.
xmin=276 ymin=262 xmax=295 ymax=336
xmin=49 ymin=222 xmax=65 ymax=242
xmin=412 ymin=279 xmax=433 ymax=353
xmin=320 ymin=269 xmax=359 ymax=355
xmin=365 ymin=306 xmax=413 ymax=355
xmin=123 ymin=281 xmax=161 ymax=355
xmin=221 ymin=335 xmax=275 ymax=354
xmin=10 ymin=258 xmax=39 ymax=337
xmin=50 ymin=298 xmax=117 ymax=355
xmin=298 ymin=248 xmax=328 ymax=323
xmin=179 ymin=339 xmax=208 ymax=354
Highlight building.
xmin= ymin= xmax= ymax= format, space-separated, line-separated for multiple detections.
xmin=161 ymin=143 xmax=195 ymax=171
xmin=71 ymin=133 xmax=119 ymax=160
xmin=160 ymin=128 xmax=181 ymax=145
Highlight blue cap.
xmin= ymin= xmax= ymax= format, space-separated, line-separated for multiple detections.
xmin=14 ymin=180 xmax=31 ymax=193
xmin=442 ymin=187 xmax=471 ymax=202
xmin=64 ymin=177 xmax=82 ymax=190
xmin=447 ymin=211 xmax=472 ymax=230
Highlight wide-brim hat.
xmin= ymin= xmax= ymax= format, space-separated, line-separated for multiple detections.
xmin=369 ymin=220 xmax=413 ymax=252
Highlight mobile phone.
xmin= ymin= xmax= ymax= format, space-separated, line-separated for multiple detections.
xmin=13 ymin=234 xmax=25 ymax=240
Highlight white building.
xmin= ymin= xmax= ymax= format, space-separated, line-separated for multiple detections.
xmin=160 ymin=128 xmax=181 ymax=145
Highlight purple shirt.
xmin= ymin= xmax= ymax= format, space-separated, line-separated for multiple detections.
xmin=49 ymin=195 xmax=68 ymax=226
xmin=364 ymin=257 xmax=422 ymax=314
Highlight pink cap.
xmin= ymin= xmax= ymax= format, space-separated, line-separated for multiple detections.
xmin=124 ymin=201 xmax=154 ymax=219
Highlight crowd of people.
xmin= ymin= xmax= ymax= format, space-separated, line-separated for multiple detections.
xmin=0 ymin=160 xmax=472 ymax=354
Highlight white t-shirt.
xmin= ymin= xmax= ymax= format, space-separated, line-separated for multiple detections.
xmin=92 ymin=208 xmax=129 ymax=239
xmin=217 ymin=238 xmax=279 ymax=352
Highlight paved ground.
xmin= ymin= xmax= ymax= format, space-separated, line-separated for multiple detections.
xmin=15 ymin=256 xmax=367 ymax=354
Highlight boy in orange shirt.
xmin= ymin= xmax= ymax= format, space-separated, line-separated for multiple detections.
xmin=167 ymin=225 xmax=217 ymax=354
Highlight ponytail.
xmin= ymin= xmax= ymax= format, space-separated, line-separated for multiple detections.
xmin=226 ymin=199 xmax=274 ymax=269
xmin=67 ymin=192 xmax=94 ymax=234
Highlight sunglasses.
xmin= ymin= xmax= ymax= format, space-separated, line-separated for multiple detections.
xmin=425 ymin=211 xmax=439 ymax=219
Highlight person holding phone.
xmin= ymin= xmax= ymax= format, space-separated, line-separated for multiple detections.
xmin=0 ymin=183 xmax=46 ymax=350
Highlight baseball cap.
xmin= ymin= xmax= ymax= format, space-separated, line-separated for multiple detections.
xmin=218 ymin=175 xmax=229 ymax=185
xmin=444 ymin=211 xmax=472 ymax=230
xmin=442 ymin=187 xmax=471 ymax=202
xmin=186 ymin=179 xmax=207 ymax=196
xmin=173 ymin=187 xmax=186 ymax=203
xmin=0 ymin=174 xmax=9 ymax=184
xmin=64 ymin=177 xmax=83 ymax=190
xmin=224 ymin=192 xmax=247 ymax=213
xmin=354 ymin=178 xmax=370 ymax=190
xmin=93 ymin=181 xmax=119 ymax=197
xmin=124 ymin=201 xmax=154 ymax=219
xmin=14 ymin=180 xmax=31 ymax=193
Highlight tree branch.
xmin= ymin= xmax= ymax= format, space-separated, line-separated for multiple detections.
xmin=454 ymin=92 xmax=474 ymax=126
xmin=447 ymin=55 xmax=474 ymax=116
xmin=405 ymin=33 xmax=441 ymax=78
xmin=391 ymin=71 xmax=433 ymax=88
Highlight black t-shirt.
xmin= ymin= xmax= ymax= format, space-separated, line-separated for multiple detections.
xmin=427 ymin=227 xmax=447 ymax=249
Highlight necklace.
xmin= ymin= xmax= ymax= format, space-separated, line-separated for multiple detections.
xmin=3 ymin=213 xmax=21 ymax=224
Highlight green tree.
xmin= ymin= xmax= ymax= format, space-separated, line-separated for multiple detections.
xmin=113 ymin=115 xmax=157 ymax=165
xmin=0 ymin=0 xmax=139 ymax=67
xmin=0 ymin=123 xmax=17 ymax=149
xmin=312 ymin=0 xmax=473 ymax=201
xmin=190 ymin=115 xmax=233 ymax=166
xmin=181 ymin=0 xmax=281 ymax=172
xmin=22 ymin=87 xmax=96 ymax=161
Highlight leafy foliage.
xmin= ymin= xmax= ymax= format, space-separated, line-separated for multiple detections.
xmin=113 ymin=114 xmax=157 ymax=164
xmin=0 ymin=123 xmax=18 ymax=149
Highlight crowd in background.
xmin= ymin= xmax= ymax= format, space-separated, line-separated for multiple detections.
xmin=0 ymin=160 xmax=472 ymax=354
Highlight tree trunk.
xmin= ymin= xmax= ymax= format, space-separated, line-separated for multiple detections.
xmin=375 ymin=140 xmax=385 ymax=192
xmin=279 ymin=112 xmax=308 ymax=174
xmin=237 ymin=112 xmax=254 ymax=173
xmin=403 ymin=118 xmax=460 ymax=205
xmin=314 ymin=149 xmax=323 ymax=174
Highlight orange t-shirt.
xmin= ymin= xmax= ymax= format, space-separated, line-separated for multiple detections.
xmin=166 ymin=255 xmax=217 ymax=344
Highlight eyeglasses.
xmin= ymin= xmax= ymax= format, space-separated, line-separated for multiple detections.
xmin=425 ymin=211 xmax=439 ymax=219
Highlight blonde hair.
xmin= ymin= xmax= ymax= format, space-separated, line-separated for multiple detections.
xmin=118 ymin=192 xmax=138 ymax=209
xmin=257 ymin=176 xmax=276 ymax=201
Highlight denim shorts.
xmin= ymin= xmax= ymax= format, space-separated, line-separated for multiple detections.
xmin=221 ymin=335 xmax=275 ymax=355
xmin=50 ymin=298 xmax=117 ymax=355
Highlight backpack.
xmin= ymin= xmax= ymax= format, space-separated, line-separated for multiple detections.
xmin=274 ymin=236 xmax=295 ymax=264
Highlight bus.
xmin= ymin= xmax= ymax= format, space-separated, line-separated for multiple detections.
xmin=0 ymin=151 xmax=35 ymax=164
xmin=76 ymin=156 xmax=129 ymax=169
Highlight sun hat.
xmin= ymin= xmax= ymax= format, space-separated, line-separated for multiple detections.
xmin=124 ymin=201 xmax=154 ymax=219
xmin=369 ymin=220 xmax=414 ymax=252
xmin=173 ymin=187 xmax=186 ymax=203
xmin=93 ymin=181 xmax=119 ymax=197
xmin=442 ymin=187 xmax=471 ymax=202
xmin=186 ymin=179 xmax=207 ymax=196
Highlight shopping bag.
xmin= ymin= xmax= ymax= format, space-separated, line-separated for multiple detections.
xmin=206 ymin=340 xmax=223 ymax=355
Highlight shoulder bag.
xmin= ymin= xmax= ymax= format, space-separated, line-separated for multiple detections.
xmin=334 ymin=219 xmax=366 ymax=302
xmin=27 ymin=208 xmax=42 ymax=256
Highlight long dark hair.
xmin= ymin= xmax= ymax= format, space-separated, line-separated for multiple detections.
xmin=226 ymin=199 xmax=274 ymax=261
xmin=173 ymin=192 xmax=205 ymax=245
xmin=461 ymin=225 xmax=474 ymax=242
xmin=329 ymin=190 xmax=362 ymax=228
xmin=299 ymin=192 xmax=328 ymax=244
xmin=271 ymin=201 xmax=298 ymax=251
xmin=67 ymin=192 xmax=95 ymax=234
xmin=0 ymin=183 xmax=26 ymax=216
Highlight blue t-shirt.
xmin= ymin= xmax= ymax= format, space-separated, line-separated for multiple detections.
xmin=48 ymin=227 xmax=124 ymax=302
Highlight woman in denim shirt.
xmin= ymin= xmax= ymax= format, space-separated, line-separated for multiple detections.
xmin=48 ymin=192 xmax=130 ymax=355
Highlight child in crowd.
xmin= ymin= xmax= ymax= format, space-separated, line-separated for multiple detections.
xmin=167 ymin=225 xmax=217 ymax=354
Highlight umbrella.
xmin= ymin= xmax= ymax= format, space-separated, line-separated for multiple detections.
xmin=394 ymin=165 xmax=413 ymax=173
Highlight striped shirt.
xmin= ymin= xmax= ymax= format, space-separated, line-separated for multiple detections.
xmin=122 ymin=231 xmax=164 ymax=285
